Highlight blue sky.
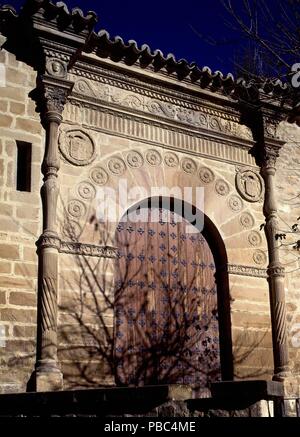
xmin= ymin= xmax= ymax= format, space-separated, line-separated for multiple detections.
xmin=4 ymin=0 xmax=271 ymax=75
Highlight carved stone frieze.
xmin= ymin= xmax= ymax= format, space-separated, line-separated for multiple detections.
xmin=60 ymin=241 xmax=118 ymax=258
xmin=267 ymin=264 xmax=285 ymax=278
xmin=59 ymin=128 xmax=96 ymax=166
xmin=36 ymin=233 xmax=61 ymax=251
xmin=73 ymin=78 xmax=110 ymax=100
xmin=236 ymin=167 xmax=263 ymax=202
xmin=70 ymin=76 xmax=253 ymax=140
xmin=64 ymin=104 xmax=257 ymax=166
xmin=227 ymin=264 xmax=267 ymax=278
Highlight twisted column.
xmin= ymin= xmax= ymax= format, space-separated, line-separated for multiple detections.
xmin=261 ymin=145 xmax=291 ymax=381
xmin=34 ymin=76 xmax=73 ymax=391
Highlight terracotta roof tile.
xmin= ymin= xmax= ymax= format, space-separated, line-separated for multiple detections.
xmin=0 ymin=0 xmax=291 ymax=102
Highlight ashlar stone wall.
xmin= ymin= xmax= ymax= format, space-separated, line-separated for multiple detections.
xmin=0 ymin=49 xmax=43 ymax=392
xmin=276 ymin=121 xmax=300 ymax=375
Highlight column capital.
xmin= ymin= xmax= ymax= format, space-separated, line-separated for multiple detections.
xmin=38 ymin=75 xmax=74 ymax=123
xmin=261 ymin=144 xmax=280 ymax=173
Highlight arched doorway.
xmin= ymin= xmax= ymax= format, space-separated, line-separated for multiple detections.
xmin=114 ymin=197 xmax=232 ymax=386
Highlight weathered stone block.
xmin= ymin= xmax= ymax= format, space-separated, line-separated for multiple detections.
xmin=0 ymin=114 xmax=13 ymax=128
xmin=0 ymin=308 xmax=36 ymax=324
xmin=231 ymin=311 xmax=271 ymax=328
xmin=13 ymin=325 xmax=36 ymax=338
xmin=14 ymin=262 xmax=37 ymax=278
xmin=0 ymin=86 xmax=25 ymax=102
xmin=0 ymin=244 xmax=20 ymax=260
xmin=15 ymin=118 xmax=42 ymax=135
xmin=0 ymin=217 xmax=19 ymax=233
xmin=6 ymin=68 xmax=27 ymax=86
xmin=0 ymin=291 xmax=6 ymax=304
xmin=35 ymin=371 xmax=63 ymax=392
xmin=0 ymin=204 xmax=13 ymax=216
xmin=9 ymin=102 xmax=25 ymax=116
xmin=0 ymin=101 xmax=8 ymax=112
xmin=16 ymin=206 xmax=39 ymax=221
xmin=0 ymin=261 xmax=11 ymax=274
xmin=0 ymin=276 xmax=33 ymax=290
xmin=9 ymin=291 xmax=36 ymax=307
xmin=23 ymin=246 xmax=37 ymax=263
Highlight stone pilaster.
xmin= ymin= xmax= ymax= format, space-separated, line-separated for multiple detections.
xmin=260 ymin=142 xmax=291 ymax=381
xmin=34 ymin=76 xmax=73 ymax=392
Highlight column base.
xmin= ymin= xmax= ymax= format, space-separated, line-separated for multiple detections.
xmin=272 ymin=371 xmax=292 ymax=382
xmin=35 ymin=370 xmax=63 ymax=392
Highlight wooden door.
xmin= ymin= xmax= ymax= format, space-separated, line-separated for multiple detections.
xmin=114 ymin=207 xmax=221 ymax=386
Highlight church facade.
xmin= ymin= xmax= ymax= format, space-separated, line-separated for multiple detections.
xmin=0 ymin=0 xmax=300 ymax=416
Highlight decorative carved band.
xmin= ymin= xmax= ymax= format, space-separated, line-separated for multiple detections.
xmin=274 ymin=301 xmax=288 ymax=345
xmin=41 ymin=277 xmax=57 ymax=332
xmin=64 ymin=103 xmax=257 ymax=166
xmin=60 ymin=241 xmax=118 ymax=258
xmin=227 ymin=264 xmax=267 ymax=278
xmin=70 ymin=77 xmax=253 ymax=141
xmin=36 ymin=234 xmax=61 ymax=251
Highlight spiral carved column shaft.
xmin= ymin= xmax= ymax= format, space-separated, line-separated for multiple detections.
xmin=261 ymin=150 xmax=290 ymax=381
xmin=34 ymin=77 xmax=73 ymax=392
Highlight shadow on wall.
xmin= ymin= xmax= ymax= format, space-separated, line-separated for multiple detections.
xmin=58 ymin=206 xmax=222 ymax=390
xmin=3 ymin=199 xmax=273 ymax=392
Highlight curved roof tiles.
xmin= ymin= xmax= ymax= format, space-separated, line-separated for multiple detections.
xmin=0 ymin=0 xmax=291 ymax=101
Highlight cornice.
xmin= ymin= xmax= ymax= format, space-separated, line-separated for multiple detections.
xmin=66 ymin=93 xmax=254 ymax=148
xmin=63 ymin=100 xmax=257 ymax=167
xmin=70 ymin=60 xmax=241 ymax=120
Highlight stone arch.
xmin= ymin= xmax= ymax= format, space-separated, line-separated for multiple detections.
xmin=60 ymin=147 xmax=241 ymax=250
xmin=114 ymin=195 xmax=233 ymax=386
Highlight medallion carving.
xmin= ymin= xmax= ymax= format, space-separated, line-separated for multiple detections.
xmin=240 ymin=212 xmax=255 ymax=229
xmin=181 ymin=157 xmax=197 ymax=174
xmin=90 ymin=166 xmax=109 ymax=185
xmin=164 ymin=152 xmax=179 ymax=168
xmin=62 ymin=220 xmax=82 ymax=240
xmin=215 ymin=179 xmax=230 ymax=196
xmin=46 ymin=58 xmax=67 ymax=78
xmin=248 ymin=230 xmax=262 ymax=247
xmin=77 ymin=181 xmax=96 ymax=200
xmin=108 ymin=157 xmax=126 ymax=175
xmin=236 ymin=168 xmax=263 ymax=202
xmin=67 ymin=200 xmax=86 ymax=218
xmin=146 ymin=150 xmax=162 ymax=166
xmin=126 ymin=151 xmax=144 ymax=168
xmin=253 ymin=250 xmax=267 ymax=265
xmin=59 ymin=129 xmax=96 ymax=166
xmin=228 ymin=195 xmax=243 ymax=212
xmin=199 ymin=167 xmax=215 ymax=184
